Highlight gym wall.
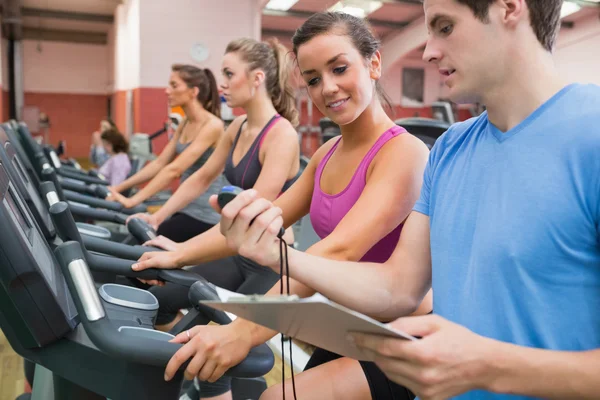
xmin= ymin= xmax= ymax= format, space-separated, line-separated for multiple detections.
xmin=111 ymin=0 xmax=141 ymax=137
xmin=111 ymin=0 xmax=263 ymax=156
xmin=5 ymin=6 xmax=597 ymax=160
xmin=555 ymin=12 xmax=600 ymax=86
xmin=22 ymin=40 xmax=112 ymax=158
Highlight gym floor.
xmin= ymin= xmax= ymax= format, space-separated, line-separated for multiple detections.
xmin=0 ymin=332 xmax=25 ymax=400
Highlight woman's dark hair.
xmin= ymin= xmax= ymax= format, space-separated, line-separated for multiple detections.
xmin=101 ymin=129 xmax=129 ymax=154
xmin=101 ymin=118 xmax=117 ymax=132
xmin=171 ymin=64 xmax=221 ymax=118
xmin=292 ymin=12 xmax=394 ymax=113
xmin=225 ymin=38 xmax=299 ymax=127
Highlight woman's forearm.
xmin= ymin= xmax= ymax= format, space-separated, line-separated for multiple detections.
xmin=114 ymin=160 xmax=164 ymax=192
xmin=174 ymin=225 xmax=236 ymax=266
xmin=128 ymin=167 xmax=180 ymax=206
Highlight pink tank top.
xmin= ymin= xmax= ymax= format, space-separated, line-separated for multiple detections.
xmin=309 ymin=125 xmax=406 ymax=263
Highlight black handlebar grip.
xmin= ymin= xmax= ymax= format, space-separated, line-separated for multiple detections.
xmin=41 ymin=167 xmax=65 ymax=201
xmin=40 ymin=181 xmax=61 ymax=206
xmin=217 ymin=186 xmax=285 ymax=239
xmin=127 ymin=218 xmax=157 ymax=243
xmin=50 ymin=201 xmax=84 ymax=245
xmin=188 ymin=280 xmax=232 ymax=326
xmin=95 ymin=185 xmax=109 ymax=199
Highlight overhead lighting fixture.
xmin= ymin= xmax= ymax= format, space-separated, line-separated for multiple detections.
xmin=328 ymin=0 xmax=383 ymax=18
xmin=560 ymin=1 xmax=581 ymax=18
xmin=265 ymin=0 xmax=299 ymax=11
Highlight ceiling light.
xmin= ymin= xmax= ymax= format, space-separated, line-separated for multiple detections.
xmin=560 ymin=2 xmax=581 ymax=18
xmin=265 ymin=0 xmax=299 ymax=11
xmin=328 ymin=0 xmax=383 ymax=18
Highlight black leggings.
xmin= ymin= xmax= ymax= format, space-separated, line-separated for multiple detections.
xmin=305 ymin=348 xmax=415 ymax=400
xmin=156 ymin=212 xmax=214 ymax=242
xmin=150 ymin=256 xmax=280 ymax=397
xmin=150 ymin=255 xmax=280 ymax=325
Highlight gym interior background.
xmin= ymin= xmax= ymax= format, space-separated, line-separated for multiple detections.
xmin=0 ymin=0 xmax=598 ymax=160
xmin=0 ymin=0 xmax=599 ymax=399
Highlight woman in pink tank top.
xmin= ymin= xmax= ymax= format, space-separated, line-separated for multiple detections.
xmin=162 ymin=12 xmax=433 ymax=400
xmin=310 ymin=124 xmax=407 ymax=263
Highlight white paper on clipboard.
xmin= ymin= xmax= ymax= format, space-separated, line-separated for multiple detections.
xmin=201 ymin=291 xmax=417 ymax=362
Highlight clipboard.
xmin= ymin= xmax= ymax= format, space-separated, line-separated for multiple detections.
xmin=201 ymin=292 xmax=417 ymax=362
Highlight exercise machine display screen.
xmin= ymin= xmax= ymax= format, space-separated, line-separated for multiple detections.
xmin=4 ymin=185 xmax=32 ymax=240
xmin=3 ymin=184 xmax=61 ymax=296
xmin=0 ymin=161 xmax=77 ymax=327
xmin=12 ymin=155 xmax=30 ymax=185
xmin=5 ymin=144 xmax=55 ymax=232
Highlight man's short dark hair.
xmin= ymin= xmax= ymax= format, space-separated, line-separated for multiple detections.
xmin=452 ymin=0 xmax=563 ymax=51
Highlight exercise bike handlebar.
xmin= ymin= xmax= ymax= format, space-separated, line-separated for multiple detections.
xmin=41 ymin=166 xmax=145 ymax=215
xmin=55 ymin=241 xmax=274 ymax=377
xmin=58 ymin=168 xmax=109 ymax=186
xmin=41 ymin=167 xmax=66 ymax=201
xmin=188 ymin=281 xmax=234 ymax=326
xmin=127 ymin=218 xmax=158 ymax=243
xmin=63 ymin=189 xmax=147 ymax=215
xmin=55 ymin=241 xmax=189 ymax=367
xmin=86 ymin=252 xmax=202 ymax=288
xmin=49 ymin=201 xmax=202 ymax=286
xmin=49 ymin=201 xmax=160 ymax=260
xmin=41 ymin=181 xmax=128 ymax=225
xmin=71 ymin=203 xmax=128 ymax=225
xmin=59 ymin=179 xmax=109 ymax=199
xmin=83 ymin=235 xmax=162 ymax=260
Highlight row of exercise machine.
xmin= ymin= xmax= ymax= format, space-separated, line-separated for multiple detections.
xmin=0 ymin=120 xmax=274 ymax=399
xmin=0 ymin=110 xmax=450 ymax=399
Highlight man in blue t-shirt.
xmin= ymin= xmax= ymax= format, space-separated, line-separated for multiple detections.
xmin=169 ymin=0 xmax=600 ymax=399
xmin=345 ymin=0 xmax=599 ymax=398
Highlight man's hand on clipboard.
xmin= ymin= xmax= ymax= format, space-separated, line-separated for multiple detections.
xmin=349 ymin=314 xmax=497 ymax=400
xmin=210 ymin=189 xmax=283 ymax=269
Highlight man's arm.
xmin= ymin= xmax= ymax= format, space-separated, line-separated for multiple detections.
xmin=488 ymin=343 xmax=600 ymax=399
xmin=230 ymin=210 xmax=432 ymax=349
xmin=268 ymin=212 xmax=432 ymax=320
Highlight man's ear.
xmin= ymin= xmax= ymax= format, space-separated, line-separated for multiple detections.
xmin=495 ymin=0 xmax=527 ymax=29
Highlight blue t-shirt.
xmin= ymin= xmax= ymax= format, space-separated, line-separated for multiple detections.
xmin=414 ymin=83 xmax=600 ymax=399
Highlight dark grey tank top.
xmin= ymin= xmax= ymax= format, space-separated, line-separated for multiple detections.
xmin=224 ymin=115 xmax=298 ymax=191
xmin=175 ymin=135 xmax=227 ymax=225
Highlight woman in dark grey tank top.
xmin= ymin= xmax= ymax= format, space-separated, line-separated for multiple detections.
xmin=154 ymin=138 xmax=228 ymax=242
xmin=108 ymin=64 xmax=225 ymax=241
